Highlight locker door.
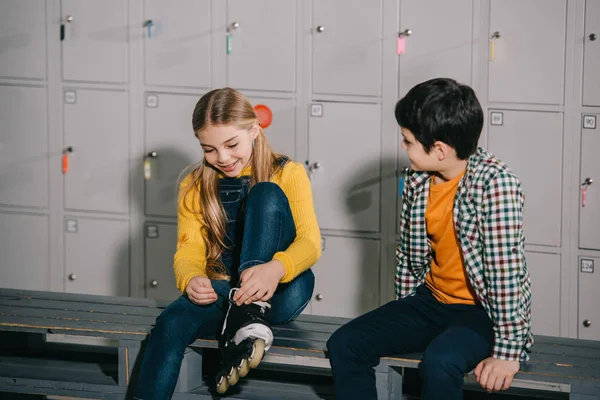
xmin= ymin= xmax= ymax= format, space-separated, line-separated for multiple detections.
xmin=488 ymin=110 xmax=563 ymax=247
xmin=247 ymin=97 xmax=296 ymax=159
xmin=144 ymin=93 xmax=202 ymax=218
xmin=399 ymin=0 xmax=473 ymax=97
xmin=308 ymin=102 xmax=381 ymax=233
xmin=312 ymin=0 xmax=383 ymax=97
xmin=64 ymin=89 xmax=129 ymax=214
xmin=227 ymin=0 xmax=296 ymax=92
xmin=579 ymin=114 xmax=600 ymax=250
xmin=0 ymin=212 xmax=49 ymax=290
xmin=583 ymin=0 xmax=600 ymax=107
xmin=145 ymin=223 xmax=181 ymax=301
xmin=61 ymin=0 xmax=128 ymax=83
xmin=143 ymin=0 xmax=211 ymax=88
xmin=526 ymin=252 xmax=560 ymax=336
xmin=311 ymin=236 xmax=380 ymax=318
xmin=579 ymin=256 xmax=600 ymax=341
xmin=0 ymin=0 xmax=46 ymax=80
xmin=0 ymin=86 xmax=48 ymax=209
xmin=488 ymin=0 xmax=566 ymax=105
xmin=64 ymin=217 xmax=129 ymax=296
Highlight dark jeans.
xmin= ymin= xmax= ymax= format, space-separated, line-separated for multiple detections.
xmin=327 ymin=285 xmax=494 ymax=400
xmin=133 ymin=182 xmax=315 ymax=400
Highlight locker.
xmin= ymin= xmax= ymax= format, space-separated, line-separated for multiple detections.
xmin=144 ymin=223 xmax=181 ymax=300
xmin=143 ymin=0 xmax=212 ymax=88
xmin=488 ymin=110 xmax=563 ymax=247
xmin=0 ymin=212 xmax=49 ymax=290
xmin=526 ymin=252 xmax=560 ymax=336
xmin=579 ymin=114 xmax=599 ymax=250
xmin=0 ymin=0 xmax=46 ymax=80
xmin=311 ymin=236 xmax=380 ymax=318
xmin=227 ymin=0 xmax=296 ymax=92
xmin=488 ymin=0 xmax=566 ymax=105
xmin=398 ymin=0 xmax=473 ymax=97
xmin=64 ymin=217 xmax=129 ymax=297
xmin=144 ymin=92 xmax=202 ymax=218
xmin=583 ymin=0 xmax=600 ymax=107
xmin=61 ymin=0 xmax=128 ymax=83
xmin=63 ymin=89 xmax=129 ymax=214
xmin=308 ymin=102 xmax=381 ymax=233
xmin=578 ymin=256 xmax=600 ymax=341
xmin=248 ymin=97 xmax=296 ymax=160
xmin=0 ymin=85 xmax=48 ymax=209
xmin=312 ymin=0 xmax=383 ymax=97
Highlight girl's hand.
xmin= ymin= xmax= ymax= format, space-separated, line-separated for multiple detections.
xmin=234 ymin=260 xmax=285 ymax=306
xmin=186 ymin=276 xmax=218 ymax=305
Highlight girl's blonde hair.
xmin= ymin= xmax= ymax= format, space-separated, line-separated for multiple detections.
xmin=181 ymin=88 xmax=282 ymax=280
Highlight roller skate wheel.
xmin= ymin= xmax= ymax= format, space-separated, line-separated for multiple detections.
xmin=227 ymin=366 xmax=240 ymax=386
xmin=248 ymin=339 xmax=266 ymax=369
xmin=237 ymin=358 xmax=250 ymax=377
xmin=216 ymin=375 xmax=229 ymax=394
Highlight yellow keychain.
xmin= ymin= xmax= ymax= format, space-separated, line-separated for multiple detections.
xmin=490 ymin=31 xmax=500 ymax=61
xmin=144 ymin=159 xmax=151 ymax=180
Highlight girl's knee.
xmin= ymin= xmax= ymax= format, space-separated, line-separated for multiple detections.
xmin=247 ymin=182 xmax=287 ymax=211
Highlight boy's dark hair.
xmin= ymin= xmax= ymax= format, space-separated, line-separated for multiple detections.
xmin=395 ymin=78 xmax=483 ymax=160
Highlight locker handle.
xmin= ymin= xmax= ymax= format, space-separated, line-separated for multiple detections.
xmin=398 ymin=29 xmax=412 ymax=38
xmin=583 ymin=319 xmax=591 ymax=328
xmin=316 ymin=25 xmax=325 ymax=33
xmin=68 ymin=273 xmax=76 ymax=281
xmin=590 ymin=33 xmax=597 ymax=42
xmin=315 ymin=294 xmax=323 ymax=301
xmin=150 ymin=280 xmax=158 ymax=287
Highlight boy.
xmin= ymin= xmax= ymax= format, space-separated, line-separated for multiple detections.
xmin=327 ymin=78 xmax=533 ymax=399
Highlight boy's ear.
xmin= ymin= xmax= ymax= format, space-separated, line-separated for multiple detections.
xmin=434 ymin=141 xmax=449 ymax=161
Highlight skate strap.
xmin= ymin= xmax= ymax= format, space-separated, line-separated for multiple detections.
xmin=228 ymin=288 xmax=271 ymax=309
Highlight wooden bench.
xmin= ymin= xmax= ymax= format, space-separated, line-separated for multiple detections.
xmin=0 ymin=288 xmax=599 ymax=399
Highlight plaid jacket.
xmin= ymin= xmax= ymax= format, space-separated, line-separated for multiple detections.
xmin=395 ymin=147 xmax=533 ymax=361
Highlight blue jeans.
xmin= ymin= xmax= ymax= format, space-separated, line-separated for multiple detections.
xmin=133 ymin=182 xmax=315 ymax=400
xmin=327 ymin=285 xmax=494 ymax=400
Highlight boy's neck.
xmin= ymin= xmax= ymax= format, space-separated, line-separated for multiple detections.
xmin=432 ymin=159 xmax=468 ymax=184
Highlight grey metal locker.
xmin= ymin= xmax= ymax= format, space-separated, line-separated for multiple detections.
xmin=526 ymin=251 xmax=560 ymax=337
xmin=63 ymin=89 xmax=129 ymax=214
xmin=248 ymin=97 xmax=296 ymax=159
xmin=488 ymin=0 xmax=566 ymax=105
xmin=144 ymin=222 xmax=181 ymax=301
xmin=143 ymin=0 xmax=212 ymax=89
xmin=64 ymin=217 xmax=129 ymax=296
xmin=61 ymin=0 xmax=128 ymax=83
xmin=0 ymin=0 xmax=46 ymax=80
xmin=488 ymin=110 xmax=563 ymax=247
xmin=312 ymin=0 xmax=383 ymax=97
xmin=583 ymin=0 xmax=600 ymax=107
xmin=579 ymin=114 xmax=599 ymax=250
xmin=144 ymin=92 xmax=201 ymax=218
xmin=311 ymin=236 xmax=380 ymax=318
xmin=578 ymin=256 xmax=600 ymax=341
xmin=227 ymin=0 xmax=296 ymax=92
xmin=0 ymin=85 xmax=48 ymax=209
xmin=0 ymin=212 xmax=49 ymax=290
xmin=399 ymin=0 xmax=473 ymax=97
xmin=308 ymin=102 xmax=381 ymax=233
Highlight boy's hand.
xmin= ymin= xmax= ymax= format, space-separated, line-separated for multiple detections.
xmin=234 ymin=260 xmax=285 ymax=306
xmin=474 ymin=357 xmax=520 ymax=392
xmin=186 ymin=276 xmax=218 ymax=305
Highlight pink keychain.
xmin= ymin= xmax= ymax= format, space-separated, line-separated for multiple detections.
xmin=397 ymin=29 xmax=411 ymax=55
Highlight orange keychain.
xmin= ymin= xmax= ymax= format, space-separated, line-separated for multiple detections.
xmin=62 ymin=147 xmax=73 ymax=174
xmin=254 ymin=104 xmax=273 ymax=128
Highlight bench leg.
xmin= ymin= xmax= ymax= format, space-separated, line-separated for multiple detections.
xmin=375 ymin=365 xmax=403 ymax=400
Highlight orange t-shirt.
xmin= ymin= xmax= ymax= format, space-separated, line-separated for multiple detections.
xmin=424 ymin=170 xmax=477 ymax=305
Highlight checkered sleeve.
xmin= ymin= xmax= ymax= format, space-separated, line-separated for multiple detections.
xmin=395 ymin=182 xmax=421 ymax=300
xmin=480 ymin=171 xmax=530 ymax=361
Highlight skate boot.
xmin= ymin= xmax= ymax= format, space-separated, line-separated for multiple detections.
xmin=215 ymin=288 xmax=273 ymax=394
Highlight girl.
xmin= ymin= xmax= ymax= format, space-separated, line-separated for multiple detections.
xmin=133 ymin=88 xmax=321 ymax=399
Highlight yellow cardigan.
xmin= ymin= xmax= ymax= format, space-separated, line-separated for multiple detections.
xmin=173 ymin=161 xmax=322 ymax=293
